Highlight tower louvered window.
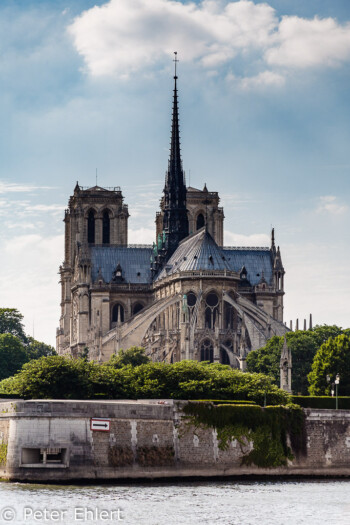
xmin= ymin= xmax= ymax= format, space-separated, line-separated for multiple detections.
xmin=88 ymin=210 xmax=95 ymax=244
xmin=102 ymin=211 xmax=110 ymax=244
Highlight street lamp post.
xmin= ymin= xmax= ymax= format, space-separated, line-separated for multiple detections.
xmin=327 ymin=374 xmax=340 ymax=410
xmin=335 ymin=374 xmax=340 ymax=410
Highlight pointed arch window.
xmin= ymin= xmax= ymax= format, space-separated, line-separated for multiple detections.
xmin=200 ymin=339 xmax=214 ymax=362
xmin=205 ymin=292 xmax=219 ymax=329
xmin=88 ymin=210 xmax=95 ymax=244
xmin=112 ymin=303 xmax=124 ymax=324
xmin=132 ymin=303 xmax=144 ymax=316
xmin=224 ymin=303 xmax=235 ymax=329
xmin=102 ymin=210 xmax=110 ymax=244
xmin=220 ymin=348 xmax=230 ymax=365
xmin=196 ymin=213 xmax=205 ymax=230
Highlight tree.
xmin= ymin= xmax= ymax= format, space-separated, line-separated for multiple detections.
xmin=0 ymin=333 xmax=29 ymax=381
xmin=310 ymin=325 xmax=347 ymax=347
xmin=0 ymin=308 xmax=27 ymax=342
xmin=245 ymin=336 xmax=281 ymax=384
xmin=246 ymin=332 xmax=319 ymax=395
xmin=108 ymin=347 xmax=150 ymax=368
xmin=308 ymin=334 xmax=350 ymax=396
xmin=247 ymin=326 xmax=350 ymax=395
xmin=25 ymin=337 xmax=56 ymax=360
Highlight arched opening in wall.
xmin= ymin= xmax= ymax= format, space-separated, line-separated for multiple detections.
xmin=224 ymin=303 xmax=235 ymax=329
xmin=186 ymin=291 xmax=197 ymax=320
xmin=196 ymin=213 xmax=205 ymax=230
xmin=200 ymin=339 xmax=214 ymax=363
xmin=112 ymin=303 xmax=124 ymax=324
xmin=133 ymin=302 xmax=144 ymax=316
xmin=102 ymin=210 xmax=110 ymax=244
xmin=205 ymin=292 xmax=219 ymax=329
xmin=187 ymin=292 xmax=197 ymax=307
xmin=87 ymin=210 xmax=95 ymax=244
xmin=220 ymin=348 xmax=230 ymax=365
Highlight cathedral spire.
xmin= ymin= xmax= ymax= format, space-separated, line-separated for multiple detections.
xmin=161 ymin=52 xmax=189 ymax=260
xmin=167 ymin=52 xmax=182 ymax=186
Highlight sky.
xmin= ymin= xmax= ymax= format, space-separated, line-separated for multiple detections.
xmin=0 ymin=0 xmax=349 ymax=346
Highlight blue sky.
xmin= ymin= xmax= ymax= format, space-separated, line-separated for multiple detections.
xmin=0 ymin=0 xmax=349 ymax=345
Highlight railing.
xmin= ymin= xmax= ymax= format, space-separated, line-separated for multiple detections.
xmin=79 ymin=186 xmax=122 ymax=192
xmin=178 ymin=270 xmax=239 ymax=278
xmin=91 ymin=244 xmax=152 ymax=249
xmin=93 ymin=282 xmax=150 ymax=291
xmin=223 ymin=246 xmax=270 ymax=251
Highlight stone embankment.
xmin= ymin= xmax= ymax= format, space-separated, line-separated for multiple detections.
xmin=0 ymin=400 xmax=350 ymax=481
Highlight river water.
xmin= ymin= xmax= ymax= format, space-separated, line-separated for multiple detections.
xmin=0 ymin=479 xmax=349 ymax=525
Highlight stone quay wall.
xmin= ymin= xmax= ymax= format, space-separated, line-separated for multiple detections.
xmin=1 ymin=400 xmax=350 ymax=481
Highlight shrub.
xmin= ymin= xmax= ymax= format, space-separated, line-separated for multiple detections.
xmin=291 ymin=396 xmax=350 ymax=409
xmin=0 ymin=357 xmax=290 ymax=404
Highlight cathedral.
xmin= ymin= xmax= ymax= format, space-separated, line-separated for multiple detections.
xmin=57 ymin=65 xmax=288 ymax=368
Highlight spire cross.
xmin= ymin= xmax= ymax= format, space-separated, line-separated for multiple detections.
xmin=173 ymin=51 xmax=179 ymax=78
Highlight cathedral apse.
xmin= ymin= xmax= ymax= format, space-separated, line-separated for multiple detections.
xmin=57 ymin=57 xmax=288 ymax=367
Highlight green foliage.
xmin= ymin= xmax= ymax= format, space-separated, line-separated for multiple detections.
xmin=108 ymin=347 xmax=150 ymax=368
xmin=0 ymin=356 xmax=93 ymax=399
xmin=79 ymin=347 xmax=89 ymax=362
xmin=308 ymin=334 xmax=350 ymax=395
xmin=291 ymin=396 xmax=350 ymax=409
xmin=310 ymin=324 xmax=349 ymax=347
xmin=0 ymin=334 xmax=29 ymax=381
xmin=195 ymin=399 xmax=256 ymax=405
xmin=183 ymin=402 xmax=306 ymax=468
xmin=0 ymin=308 xmax=27 ymax=342
xmin=25 ymin=337 xmax=56 ymax=360
xmin=246 ymin=326 xmax=350 ymax=395
xmin=0 ymin=443 xmax=7 ymax=466
xmin=246 ymin=336 xmax=281 ymax=383
xmin=0 ymin=308 xmax=57 ymax=382
xmin=0 ymin=357 xmax=290 ymax=404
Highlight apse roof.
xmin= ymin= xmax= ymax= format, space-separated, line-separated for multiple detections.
xmin=156 ymin=228 xmax=231 ymax=281
xmin=91 ymin=246 xmax=152 ymax=284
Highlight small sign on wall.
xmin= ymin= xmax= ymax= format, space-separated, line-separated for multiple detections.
xmin=90 ymin=418 xmax=110 ymax=432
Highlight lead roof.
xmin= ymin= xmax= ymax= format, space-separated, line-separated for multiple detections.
xmin=89 ymin=231 xmax=273 ymax=286
xmin=91 ymin=246 xmax=152 ymax=284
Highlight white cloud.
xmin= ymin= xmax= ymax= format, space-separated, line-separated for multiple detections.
xmin=224 ymin=231 xmax=270 ymax=247
xmin=0 ymin=181 xmax=53 ymax=194
xmin=240 ymin=70 xmax=285 ymax=90
xmin=284 ymin=242 xmax=350 ymax=329
xmin=129 ymin=227 xmax=154 ymax=244
xmin=68 ymin=0 xmax=277 ymax=77
xmin=68 ymin=0 xmax=350 ymax=84
xmin=0 ymin=234 xmax=63 ymax=346
xmin=265 ymin=16 xmax=350 ymax=69
xmin=24 ymin=204 xmax=66 ymax=214
xmin=316 ymin=195 xmax=348 ymax=215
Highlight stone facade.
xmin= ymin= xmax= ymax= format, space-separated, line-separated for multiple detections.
xmin=1 ymin=400 xmax=350 ymax=481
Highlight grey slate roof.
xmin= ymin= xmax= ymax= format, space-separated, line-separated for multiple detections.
xmin=156 ymin=228 xmax=232 ymax=281
xmin=91 ymin=246 xmax=152 ymax=284
xmin=223 ymin=248 xmax=273 ymax=286
xmin=89 ymin=234 xmax=273 ymax=287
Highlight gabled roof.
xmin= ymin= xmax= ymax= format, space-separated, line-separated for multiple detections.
xmin=156 ymin=228 xmax=231 ymax=281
